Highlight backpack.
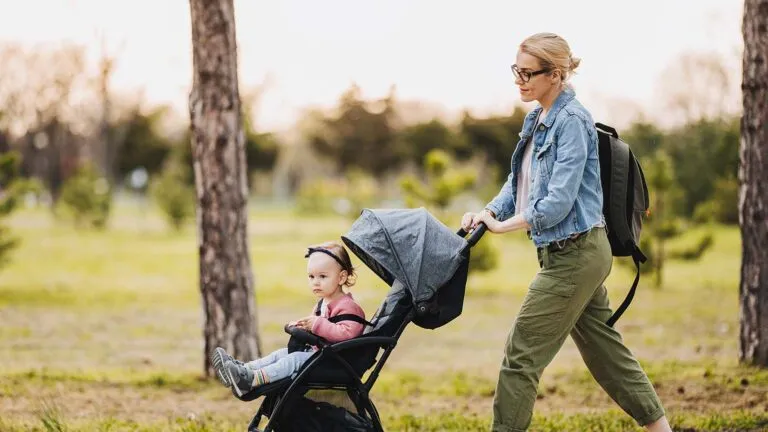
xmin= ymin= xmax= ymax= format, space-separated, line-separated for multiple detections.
xmin=595 ymin=123 xmax=650 ymax=327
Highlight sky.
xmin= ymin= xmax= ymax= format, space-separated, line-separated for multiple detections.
xmin=0 ymin=0 xmax=745 ymax=132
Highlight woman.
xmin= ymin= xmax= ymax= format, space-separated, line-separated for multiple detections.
xmin=461 ymin=33 xmax=672 ymax=432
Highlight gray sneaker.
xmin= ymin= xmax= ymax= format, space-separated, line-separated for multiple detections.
xmin=225 ymin=360 xmax=254 ymax=397
xmin=210 ymin=347 xmax=241 ymax=387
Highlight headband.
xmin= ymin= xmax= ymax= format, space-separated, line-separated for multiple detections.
xmin=305 ymin=247 xmax=351 ymax=272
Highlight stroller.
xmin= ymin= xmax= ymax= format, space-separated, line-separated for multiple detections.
xmin=237 ymin=208 xmax=486 ymax=432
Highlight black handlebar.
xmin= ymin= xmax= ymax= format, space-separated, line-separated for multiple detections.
xmin=284 ymin=324 xmax=328 ymax=347
xmin=457 ymin=222 xmax=487 ymax=248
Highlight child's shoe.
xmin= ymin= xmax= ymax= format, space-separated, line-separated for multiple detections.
xmin=210 ymin=347 xmax=243 ymax=387
xmin=225 ymin=360 xmax=256 ymax=397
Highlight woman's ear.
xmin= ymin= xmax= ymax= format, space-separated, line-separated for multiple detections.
xmin=550 ymin=69 xmax=561 ymax=84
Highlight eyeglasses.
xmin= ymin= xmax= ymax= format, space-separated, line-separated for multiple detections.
xmin=511 ymin=64 xmax=551 ymax=83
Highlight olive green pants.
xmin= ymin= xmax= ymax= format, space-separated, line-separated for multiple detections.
xmin=492 ymin=227 xmax=665 ymax=432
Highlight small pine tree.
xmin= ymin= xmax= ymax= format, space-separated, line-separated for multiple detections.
xmin=628 ymin=150 xmax=713 ymax=287
xmin=57 ymin=164 xmax=112 ymax=229
xmin=151 ymin=159 xmax=195 ymax=231
xmin=0 ymin=151 xmax=37 ymax=268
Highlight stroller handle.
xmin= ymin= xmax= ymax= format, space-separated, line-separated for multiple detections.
xmin=456 ymin=222 xmax=487 ymax=248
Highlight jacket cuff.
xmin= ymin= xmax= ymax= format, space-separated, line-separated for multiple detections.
xmin=485 ymin=204 xmax=503 ymax=221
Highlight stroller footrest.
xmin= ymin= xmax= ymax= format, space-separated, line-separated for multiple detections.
xmin=236 ymin=378 xmax=292 ymax=402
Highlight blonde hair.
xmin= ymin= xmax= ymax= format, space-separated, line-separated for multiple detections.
xmin=308 ymin=241 xmax=357 ymax=287
xmin=519 ymin=33 xmax=581 ymax=85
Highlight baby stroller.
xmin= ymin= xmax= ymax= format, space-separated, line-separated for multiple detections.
xmin=237 ymin=208 xmax=486 ymax=432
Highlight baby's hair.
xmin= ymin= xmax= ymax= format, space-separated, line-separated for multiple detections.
xmin=307 ymin=241 xmax=357 ymax=287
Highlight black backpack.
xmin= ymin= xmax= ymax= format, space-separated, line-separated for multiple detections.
xmin=595 ymin=123 xmax=650 ymax=327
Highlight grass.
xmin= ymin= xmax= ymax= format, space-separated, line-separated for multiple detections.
xmin=1 ymin=202 xmax=766 ymax=431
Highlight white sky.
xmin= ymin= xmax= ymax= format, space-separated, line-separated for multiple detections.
xmin=0 ymin=0 xmax=744 ymax=131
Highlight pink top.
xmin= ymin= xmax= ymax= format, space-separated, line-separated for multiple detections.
xmin=311 ymin=293 xmax=366 ymax=343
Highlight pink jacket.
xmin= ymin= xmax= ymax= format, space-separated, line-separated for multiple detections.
xmin=311 ymin=293 xmax=366 ymax=343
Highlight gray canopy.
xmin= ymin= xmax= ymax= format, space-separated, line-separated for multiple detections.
xmin=341 ymin=208 xmax=468 ymax=304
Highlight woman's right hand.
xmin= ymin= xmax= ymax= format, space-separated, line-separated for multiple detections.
xmin=461 ymin=211 xmax=488 ymax=231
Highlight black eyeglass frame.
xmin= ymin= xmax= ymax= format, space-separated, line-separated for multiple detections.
xmin=511 ymin=64 xmax=552 ymax=83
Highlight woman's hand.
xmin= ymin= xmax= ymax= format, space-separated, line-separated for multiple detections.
xmin=461 ymin=210 xmax=491 ymax=231
xmin=294 ymin=316 xmax=317 ymax=331
xmin=477 ymin=210 xmax=504 ymax=233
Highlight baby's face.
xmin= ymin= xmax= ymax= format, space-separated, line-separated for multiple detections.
xmin=306 ymin=253 xmax=346 ymax=299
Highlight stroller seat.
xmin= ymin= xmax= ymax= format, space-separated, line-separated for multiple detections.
xmin=240 ymin=280 xmax=414 ymax=431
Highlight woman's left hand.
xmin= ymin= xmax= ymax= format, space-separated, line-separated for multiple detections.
xmin=477 ymin=210 xmax=504 ymax=233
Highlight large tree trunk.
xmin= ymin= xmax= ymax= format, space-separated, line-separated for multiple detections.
xmin=188 ymin=0 xmax=261 ymax=376
xmin=739 ymin=0 xmax=768 ymax=366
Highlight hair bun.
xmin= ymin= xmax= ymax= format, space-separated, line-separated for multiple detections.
xmin=569 ymin=55 xmax=581 ymax=71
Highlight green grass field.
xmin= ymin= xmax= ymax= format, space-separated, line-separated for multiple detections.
xmin=1 ymin=203 xmax=766 ymax=431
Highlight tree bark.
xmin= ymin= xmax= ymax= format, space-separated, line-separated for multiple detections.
xmin=739 ymin=0 xmax=768 ymax=366
xmin=188 ymin=0 xmax=260 ymax=376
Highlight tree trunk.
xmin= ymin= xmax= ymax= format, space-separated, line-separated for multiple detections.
xmin=739 ymin=0 xmax=768 ymax=366
xmin=188 ymin=0 xmax=261 ymax=376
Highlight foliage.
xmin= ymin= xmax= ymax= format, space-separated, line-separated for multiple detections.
xmin=115 ymin=107 xmax=175 ymax=180
xmin=0 ymin=151 xmax=39 ymax=269
xmin=639 ymin=150 xmax=682 ymax=287
xmin=628 ymin=150 xmax=713 ymax=286
xmin=459 ymin=108 xmax=526 ymax=180
xmin=621 ymin=120 xmax=666 ymax=161
xmin=56 ymin=164 xmax=112 ymax=229
xmin=693 ymin=174 xmax=739 ymax=225
xmin=307 ymin=84 xmax=400 ymax=178
xmin=400 ymin=150 xmax=475 ymax=211
xmin=667 ymin=118 xmax=740 ymax=217
xmin=621 ymin=117 xmax=739 ymax=221
xmin=396 ymin=119 xmax=470 ymax=165
xmin=243 ymin=104 xmax=280 ymax=173
xmin=151 ymin=158 xmax=195 ymax=231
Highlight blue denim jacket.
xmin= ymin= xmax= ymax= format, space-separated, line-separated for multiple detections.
xmin=486 ymin=87 xmax=605 ymax=247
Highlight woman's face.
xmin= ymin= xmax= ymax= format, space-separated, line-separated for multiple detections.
xmin=513 ymin=50 xmax=558 ymax=104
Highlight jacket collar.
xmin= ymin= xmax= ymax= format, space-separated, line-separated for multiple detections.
xmin=523 ymin=86 xmax=576 ymax=133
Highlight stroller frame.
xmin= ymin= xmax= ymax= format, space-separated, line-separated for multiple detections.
xmin=244 ymin=308 xmax=415 ymax=432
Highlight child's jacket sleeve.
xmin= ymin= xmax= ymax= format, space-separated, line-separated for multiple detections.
xmin=311 ymin=299 xmax=366 ymax=343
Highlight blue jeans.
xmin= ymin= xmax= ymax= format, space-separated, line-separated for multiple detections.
xmin=245 ymin=348 xmax=315 ymax=382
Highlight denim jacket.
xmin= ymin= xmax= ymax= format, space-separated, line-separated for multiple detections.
xmin=486 ymin=87 xmax=605 ymax=247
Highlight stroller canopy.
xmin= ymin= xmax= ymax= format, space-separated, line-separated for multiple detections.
xmin=341 ymin=208 xmax=468 ymax=305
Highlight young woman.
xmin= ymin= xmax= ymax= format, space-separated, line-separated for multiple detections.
xmin=461 ymin=33 xmax=671 ymax=432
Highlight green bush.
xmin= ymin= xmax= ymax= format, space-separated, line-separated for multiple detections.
xmin=57 ymin=164 xmax=112 ymax=229
xmin=151 ymin=161 xmax=195 ymax=231
xmin=693 ymin=175 xmax=739 ymax=225
xmin=0 ymin=151 xmax=39 ymax=268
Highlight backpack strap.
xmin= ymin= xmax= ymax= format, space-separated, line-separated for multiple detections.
xmin=595 ymin=122 xmax=619 ymax=138
xmin=606 ymin=247 xmax=648 ymax=327
xmin=313 ymin=299 xmax=323 ymax=316
xmin=328 ymin=314 xmax=374 ymax=327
